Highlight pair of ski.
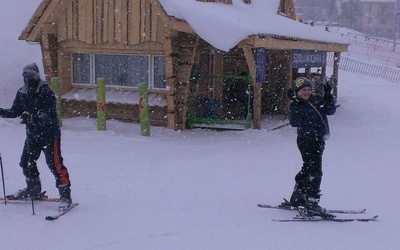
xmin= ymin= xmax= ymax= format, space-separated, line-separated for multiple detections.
xmin=258 ymin=202 xmax=378 ymax=222
xmin=0 ymin=192 xmax=78 ymax=221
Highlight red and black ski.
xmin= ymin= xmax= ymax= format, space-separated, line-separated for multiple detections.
xmin=45 ymin=202 xmax=79 ymax=221
xmin=273 ymin=215 xmax=378 ymax=222
xmin=0 ymin=191 xmax=59 ymax=203
xmin=257 ymin=203 xmax=366 ymax=214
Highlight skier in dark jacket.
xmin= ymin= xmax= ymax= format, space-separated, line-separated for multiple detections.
xmin=283 ymin=76 xmax=336 ymax=218
xmin=0 ymin=63 xmax=72 ymax=211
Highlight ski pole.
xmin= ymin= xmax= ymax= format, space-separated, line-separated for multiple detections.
xmin=29 ymin=182 xmax=36 ymax=215
xmin=31 ymin=196 xmax=35 ymax=215
xmin=0 ymin=152 xmax=6 ymax=205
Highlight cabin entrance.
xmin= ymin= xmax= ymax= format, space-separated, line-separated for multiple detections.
xmin=188 ymin=73 xmax=253 ymax=130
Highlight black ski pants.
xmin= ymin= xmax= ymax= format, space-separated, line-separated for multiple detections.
xmin=294 ymin=137 xmax=325 ymax=198
xmin=19 ymin=136 xmax=71 ymax=188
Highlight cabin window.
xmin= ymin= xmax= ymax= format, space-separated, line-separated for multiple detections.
xmin=153 ymin=56 xmax=166 ymax=89
xmin=95 ymin=54 xmax=149 ymax=87
xmin=72 ymin=53 xmax=166 ymax=89
xmin=72 ymin=53 xmax=90 ymax=84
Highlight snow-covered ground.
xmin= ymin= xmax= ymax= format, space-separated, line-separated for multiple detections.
xmin=1 ymin=1 xmax=400 ymax=250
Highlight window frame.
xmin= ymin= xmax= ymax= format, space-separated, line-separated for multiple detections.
xmin=71 ymin=52 xmax=166 ymax=90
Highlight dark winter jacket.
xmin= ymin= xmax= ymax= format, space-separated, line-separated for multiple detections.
xmin=289 ymin=93 xmax=336 ymax=141
xmin=0 ymin=80 xmax=61 ymax=140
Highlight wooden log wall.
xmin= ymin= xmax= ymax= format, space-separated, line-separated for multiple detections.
xmin=41 ymin=30 xmax=59 ymax=84
xmin=164 ymin=32 xmax=199 ymax=130
xmin=62 ymin=99 xmax=167 ymax=125
xmin=264 ymin=50 xmax=291 ymax=114
xmin=56 ymin=0 xmax=164 ymax=45
xmin=164 ymin=33 xmax=179 ymax=129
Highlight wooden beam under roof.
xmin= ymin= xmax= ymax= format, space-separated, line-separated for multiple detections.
xmin=242 ymin=36 xmax=348 ymax=53
xmin=169 ymin=19 xmax=195 ymax=34
xmin=23 ymin=0 xmax=62 ymax=42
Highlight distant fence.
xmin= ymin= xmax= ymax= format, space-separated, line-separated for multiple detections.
xmin=343 ymin=32 xmax=398 ymax=51
xmin=327 ymin=53 xmax=400 ymax=84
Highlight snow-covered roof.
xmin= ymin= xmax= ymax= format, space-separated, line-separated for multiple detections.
xmin=159 ymin=0 xmax=349 ymax=52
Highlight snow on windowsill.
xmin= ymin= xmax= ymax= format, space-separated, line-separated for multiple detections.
xmin=61 ymin=88 xmax=167 ymax=107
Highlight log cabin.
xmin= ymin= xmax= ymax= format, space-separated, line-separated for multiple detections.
xmin=19 ymin=0 xmax=349 ymax=130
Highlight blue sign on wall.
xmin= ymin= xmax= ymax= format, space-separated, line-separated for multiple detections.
xmin=292 ymin=50 xmax=327 ymax=68
xmin=256 ymin=48 xmax=266 ymax=83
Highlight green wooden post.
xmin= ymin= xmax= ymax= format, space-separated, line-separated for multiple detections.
xmin=51 ymin=77 xmax=62 ymax=127
xmin=96 ymin=78 xmax=106 ymax=131
xmin=138 ymin=82 xmax=150 ymax=136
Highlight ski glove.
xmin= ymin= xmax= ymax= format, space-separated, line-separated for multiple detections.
xmin=324 ymin=75 xmax=336 ymax=96
xmin=324 ymin=82 xmax=332 ymax=96
xmin=20 ymin=111 xmax=35 ymax=125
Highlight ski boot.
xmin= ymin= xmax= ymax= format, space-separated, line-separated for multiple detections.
xmin=58 ymin=184 xmax=72 ymax=212
xmin=299 ymin=197 xmax=335 ymax=219
xmin=279 ymin=186 xmax=305 ymax=209
xmin=289 ymin=187 xmax=306 ymax=207
xmin=279 ymin=198 xmax=292 ymax=209
xmin=6 ymin=178 xmax=43 ymax=200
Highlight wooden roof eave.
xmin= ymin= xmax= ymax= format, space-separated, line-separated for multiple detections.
xmin=169 ymin=18 xmax=195 ymax=34
xmin=19 ymin=0 xmax=51 ymax=41
xmin=241 ymin=36 xmax=349 ymax=53
xmin=19 ymin=0 xmax=68 ymax=42
xmin=149 ymin=0 xmax=195 ymax=35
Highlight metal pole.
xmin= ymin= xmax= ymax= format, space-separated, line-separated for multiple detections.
xmin=31 ymin=196 xmax=36 ymax=215
xmin=0 ymin=152 xmax=6 ymax=205
xmin=394 ymin=12 xmax=399 ymax=52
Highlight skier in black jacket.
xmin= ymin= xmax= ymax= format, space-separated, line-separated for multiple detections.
xmin=0 ymin=63 xmax=72 ymax=211
xmin=283 ymin=76 xmax=336 ymax=218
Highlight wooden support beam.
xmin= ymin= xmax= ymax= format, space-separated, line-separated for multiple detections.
xmin=332 ymin=52 xmax=341 ymax=101
xmin=284 ymin=52 xmax=292 ymax=114
xmin=243 ymin=36 xmax=348 ymax=53
xmin=242 ymin=46 xmax=261 ymax=129
xmin=163 ymin=33 xmax=176 ymax=130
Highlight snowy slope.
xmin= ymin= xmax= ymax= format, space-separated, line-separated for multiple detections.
xmin=1 ymin=1 xmax=400 ymax=250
